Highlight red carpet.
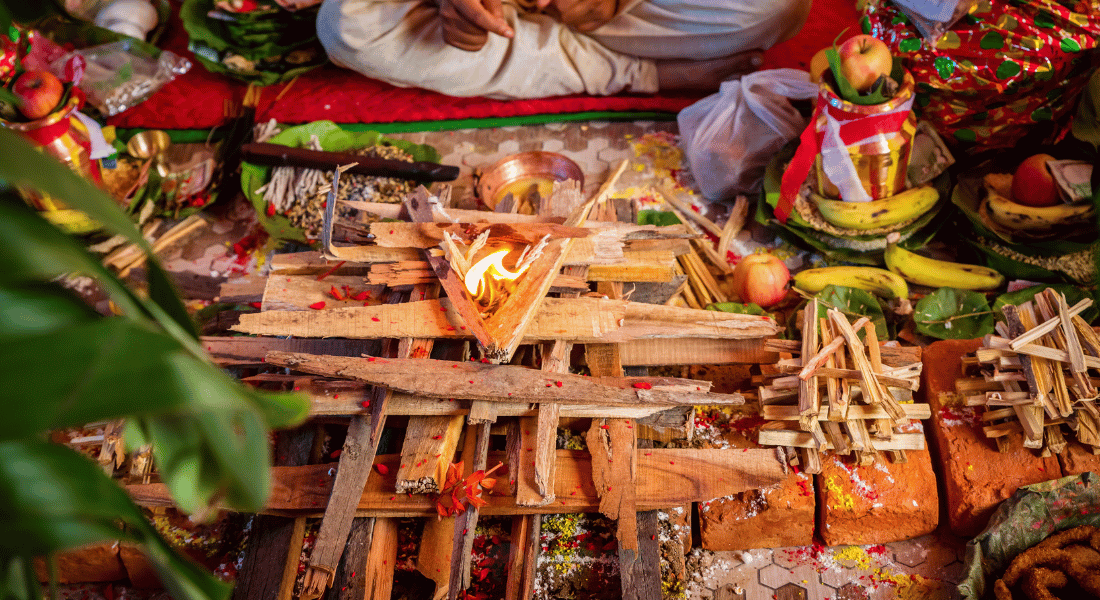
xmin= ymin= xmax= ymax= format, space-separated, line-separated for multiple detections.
xmin=106 ymin=0 xmax=859 ymax=130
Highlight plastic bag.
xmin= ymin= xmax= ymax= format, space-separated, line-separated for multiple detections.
xmin=678 ymin=68 xmax=820 ymax=201
xmin=61 ymin=39 xmax=191 ymax=116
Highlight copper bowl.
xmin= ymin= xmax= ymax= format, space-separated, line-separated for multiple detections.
xmin=477 ymin=151 xmax=584 ymax=213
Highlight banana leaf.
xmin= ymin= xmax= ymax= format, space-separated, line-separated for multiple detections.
xmin=241 ymin=120 xmax=442 ymax=244
xmin=951 ymin=171 xmax=1097 ymax=284
xmin=181 ymin=0 xmax=326 ymax=85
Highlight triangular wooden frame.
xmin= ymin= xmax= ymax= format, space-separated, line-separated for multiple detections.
xmin=405 ymin=161 xmax=626 ymax=363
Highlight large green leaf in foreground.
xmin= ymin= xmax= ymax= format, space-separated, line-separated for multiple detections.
xmin=0 ymin=440 xmax=231 ymax=600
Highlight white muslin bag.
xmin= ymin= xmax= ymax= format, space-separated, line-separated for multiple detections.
xmin=678 ymin=68 xmax=820 ymax=201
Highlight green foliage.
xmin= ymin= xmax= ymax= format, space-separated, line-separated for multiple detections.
xmin=705 ymin=302 xmax=769 ymax=316
xmin=914 ymin=287 xmax=995 ymax=340
xmin=825 ymin=48 xmax=906 ymax=106
xmin=813 ymin=284 xmax=888 ymax=340
xmin=636 ymin=210 xmax=682 ymax=227
xmin=0 ymin=125 xmax=308 ymax=599
xmin=994 ymin=285 xmax=1098 ymax=324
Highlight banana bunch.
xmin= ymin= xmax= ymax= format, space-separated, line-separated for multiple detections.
xmin=793 ymin=266 xmax=913 ymax=314
xmin=884 ymin=240 xmax=1004 ymax=291
xmin=985 ymin=191 xmax=1095 ymax=231
xmin=810 ymin=184 xmax=939 ymax=231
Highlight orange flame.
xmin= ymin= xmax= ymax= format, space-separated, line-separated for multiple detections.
xmin=464 ymin=247 xmax=529 ymax=313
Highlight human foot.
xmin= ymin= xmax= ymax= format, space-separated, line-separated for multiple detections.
xmin=655 ymin=49 xmax=764 ymax=91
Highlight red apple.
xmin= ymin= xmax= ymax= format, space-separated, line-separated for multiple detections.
xmin=730 ymin=253 xmax=790 ymax=308
xmin=12 ymin=70 xmax=64 ymax=121
xmin=836 ymin=34 xmax=893 ymax=93
xmin=1010 ymin=153 xmax=1061 ymax=207
xmin=809 ymin=47 xmax=830 ymax=83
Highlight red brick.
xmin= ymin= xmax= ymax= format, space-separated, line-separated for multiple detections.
xmin=690 ymin=366 xmax=816 ymax=551
xmin=1059 ymin=442 xmax=1100 ymax=476
xmin=699 ymin=468 xmax=815 ymax=550
xmin=34 ymin=541 xmax=125 ymax=583
xmin=921 ymin=339 xmax=1062 ymax=537
xmin=816 ymin=444 xmax=938 ymax=546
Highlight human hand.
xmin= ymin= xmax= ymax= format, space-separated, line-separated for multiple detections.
xmin=536 ymin=0 xmax=618 ymax=32
xmin=440 ymin=0 xmax=514 ymax=52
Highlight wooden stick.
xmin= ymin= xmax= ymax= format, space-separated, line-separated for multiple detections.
xmin=264 ymin=352 xmax=746 ymax=407
xmin=587 ymin=418 xmax=639 ymax=551
xmin=799 ymin=300 xmax=821 ymax=431
xmin=503 ymin=514 xmax=541 ymax=600
xmin=449 ymin=423 xmax=492 ymax=598
xmin=363 ymin=518 xmax=398 ymax=600
xmin=127 ymin=449 xmax=787 ymax=515
xmin=653 ymin=184 xmax=723 ymax=238
xmin=1008 ymin=297 xmax=1091 ymax=350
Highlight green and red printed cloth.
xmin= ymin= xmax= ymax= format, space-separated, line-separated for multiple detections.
xmin=865 ymin=0 xmax=1100 ymax=149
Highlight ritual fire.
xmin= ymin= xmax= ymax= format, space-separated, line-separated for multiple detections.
xmin=444 ymin=229 xmax=550 ymax=317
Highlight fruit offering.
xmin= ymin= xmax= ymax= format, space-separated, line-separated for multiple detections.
xmin=811 ymin=34 xmax=899 ymax=104
xmin=730 ymin=253 xmax=790 ymax=308
xmin=981 ymin=157 xmax=1095 ymax=238
xmin=10 ymin=70 xmax=65 ymax=120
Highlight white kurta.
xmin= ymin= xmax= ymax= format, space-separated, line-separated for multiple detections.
xmin=316 ymin=0 xmax=810 ymax=99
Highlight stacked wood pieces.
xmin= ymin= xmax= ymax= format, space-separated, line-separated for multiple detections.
xmin=955 ymin=289 xmax=1100 ymax=456
xmin=187 ymin=176 xmax=792 ymax=600
xmin=757 ymin=305 xmax=928 ymax=473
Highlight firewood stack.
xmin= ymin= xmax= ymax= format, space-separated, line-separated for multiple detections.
xmin=756 ymin=300 xmax=928 ymax=474
xmin=955 ymin=289 xmax=1100 ymax=455
xmin=151 ymin=165 xmax=795 ymax=600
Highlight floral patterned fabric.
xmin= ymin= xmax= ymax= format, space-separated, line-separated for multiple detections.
xmin=864 ymin=0 xmax=1100 ymax=149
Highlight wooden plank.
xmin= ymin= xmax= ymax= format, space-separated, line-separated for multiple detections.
xmin=503 ymin=515 xmax=540 ymax=600
xmin=395 ymin=415 xmax=465 ymax=494
xmin=203 ymin=336 xmax=382 ymax=367
xmin=587 ymin=419 xmax=639 ymax=551
xmin=232 ymin=427 xmax=316 ymax=600
xmin=323 ymin=516 xmax=373 ymax=600
xmin=363 ymin=517 xmax=398 ymax=600
xmin=127 ymin=449 xmax=786 ymax=516
xmin=265 ymin=353 xmax=745 ymax=407
xmin=449 ymin=423 xmax=492 ymax=599
xmin=511 ymin=417 xmax=543 ymax=506
xmin=416 ymin=516 xmax=454 ymax=598
xmin=619 ymin=337 xmax=775 ymax=366
xmin=235 ymin=297 xmax=780 ymax=343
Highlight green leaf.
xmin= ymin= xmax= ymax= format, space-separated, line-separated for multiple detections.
xmin=0 ymin=282 xmax=100 ymax=337
xmin=0 ymin=130 xmax=147 ymax=249
xmin=813 ymin=285 xmax=888 ymax=340
xmin=706 ymin=302 xmax=770 ymax=317
xmin=914 ymin=287 xmax=995 ymax=340
xmin=636 ymin=210 xmax=682 ymax=227
xmin=993 ymin=284 xmax=1099 ymax=324
xmin=826 ymin=49 xmax=906 ymax=106
xmin=0 ymin=440 xmax=231 ymax=600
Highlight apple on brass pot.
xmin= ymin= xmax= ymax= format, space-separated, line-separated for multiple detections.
xmin=12 ymin=70 xmax=64 ymax=121
xmin=730 ymin=253 xmax=791 ymax=308
xmin=836 ymin=34 xmax=893 ymax=93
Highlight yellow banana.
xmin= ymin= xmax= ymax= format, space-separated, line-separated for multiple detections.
xmin=793 ymin=266 xmax=909 ymax=300
xmin=810 ymin=184 xmax=940 ymax=231
xmin=986 ymin=191 xmax=1094 ymax=231
xmin=884 ymin=239 xmax=1004 ymax=291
